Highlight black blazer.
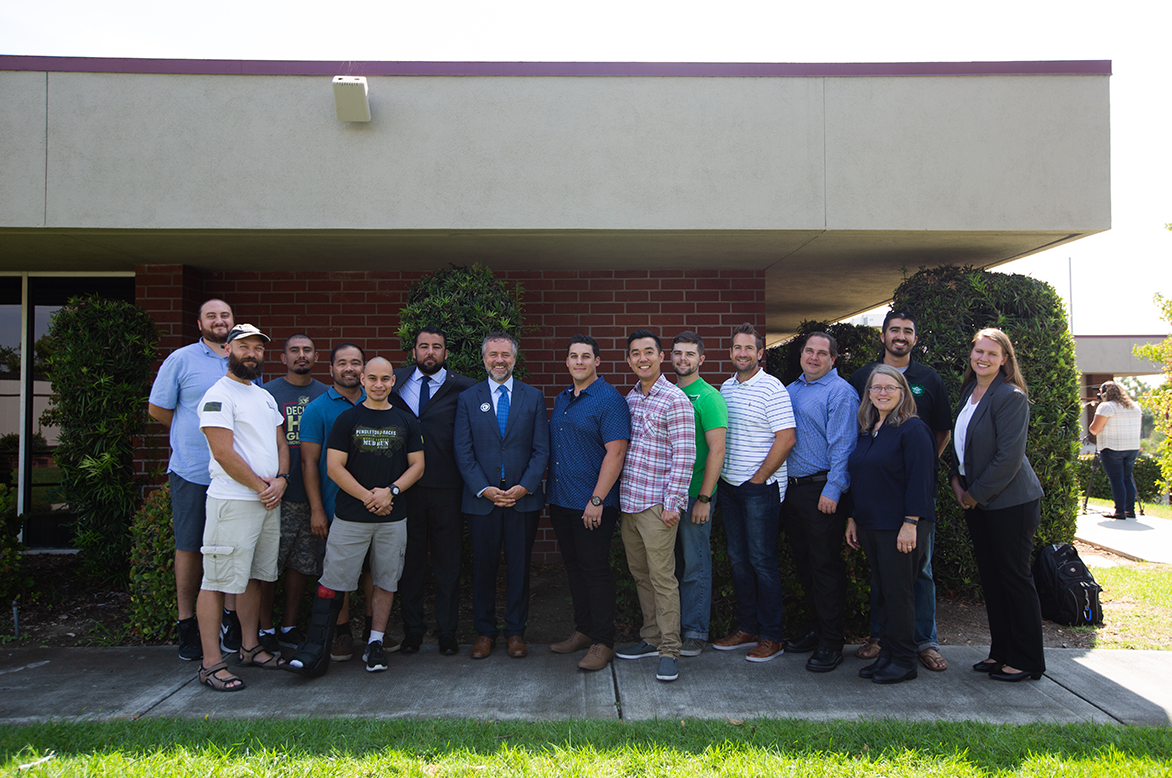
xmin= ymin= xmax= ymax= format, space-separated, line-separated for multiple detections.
xmin=390 ymin=366 xmax=477 ymax=490
xmin=950 ymin=373 xmax=1044 ymax=510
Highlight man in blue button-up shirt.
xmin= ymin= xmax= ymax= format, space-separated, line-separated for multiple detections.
xmin=782 ymin=331 xmax=859 ymax=674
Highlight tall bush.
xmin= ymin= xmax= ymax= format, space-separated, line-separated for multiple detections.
xmin=891 ymin=266 xmax=1081 ymax=594
xmin=128 ymin=483 xmax=176 ymax=641
xmin=0 ymin=485 xmax=29 ymax=608
xmin=42 ymin=296 xmax=158 ymax=584
xmin=396 ymin=263 xmax=527 ymax=380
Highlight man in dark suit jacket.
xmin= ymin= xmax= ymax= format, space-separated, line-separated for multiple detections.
xmin=454 ymin=332 xmax=550 ymax=660
xmin=390 ymin=325 xmax=477 ymax=657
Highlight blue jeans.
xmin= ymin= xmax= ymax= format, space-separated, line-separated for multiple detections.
xmin=1099 ymin=448 xmax=1139 ymax=514
xmin=717 ymin=479 xmax=783 ymax=642
xmin=868 ymin=519 xmax=938 ymax=650
xmin=674 ymin=493 xmax=717 ymax=641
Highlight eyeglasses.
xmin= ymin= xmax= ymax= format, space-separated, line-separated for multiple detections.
xmin=869 ymin=385 xmax=901 ymax=395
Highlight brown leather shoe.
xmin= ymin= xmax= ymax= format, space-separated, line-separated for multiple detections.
xmin=712 ymin=629 xmax=759 ymax=651
xmin=577 ymin=643 xmax=614 ymax=671
xmin=507 ymin=635 xmax=528 ymax=658
xmin=470 ymin=636 xmax=495 ymax=659
xmin=551 ymin=631 xmax=592 ymax=654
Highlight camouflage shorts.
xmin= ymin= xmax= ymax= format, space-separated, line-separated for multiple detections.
xmin=277 ymin=501 xmax=324 ymax=577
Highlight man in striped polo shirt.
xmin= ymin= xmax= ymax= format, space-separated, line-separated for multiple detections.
xmin=713 ymin=322 xmax=796 ymax=663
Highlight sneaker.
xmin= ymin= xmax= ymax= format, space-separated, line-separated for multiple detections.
xmin=656 ymin=656 xmax=679 ymax=682
xmin=177 ymin=617 xmax=202 ymax=661
xmin=363 ymin=640 xmax=388 ymax=672
xmin=382 ymin=636 xmax=402 ymax=653
xmin=679 ymin=638 xmax=705 ymax=657
xmin=746 ymin=639 xmax=784 ymax=663
xmin=712 ymin=629 xmax=758 ymax=650
xmin=220 ymin=610 xmax=242 ymax=653
xmin=278 ymin=627 xmax=307 ymax=649
xmin=257 ymin=630 xmax=281 ymax=655
xmin=331 ymin=632 xmax=354 ymax=662
xmin=615 ymin=640 xmax=659 ymax=660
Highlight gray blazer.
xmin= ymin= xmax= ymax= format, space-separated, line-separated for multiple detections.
xmin=950 ymin=373 xmax=1044 ymax=510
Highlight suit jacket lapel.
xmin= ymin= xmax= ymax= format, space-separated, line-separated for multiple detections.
xmin=479 ymin=382 xmax=503 ymax=440
xmin=964 ymin=373 xmax=1004 ymax=462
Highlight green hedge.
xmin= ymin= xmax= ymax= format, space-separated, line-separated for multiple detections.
xmin=1076 ymin=454 xmax=1163 ymax=504
xmin=128 ymin=484 xmax=176 ymax=642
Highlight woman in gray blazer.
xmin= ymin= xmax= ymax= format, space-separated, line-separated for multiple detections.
xmin=949 ymin=328 xmax=1045 ymax=682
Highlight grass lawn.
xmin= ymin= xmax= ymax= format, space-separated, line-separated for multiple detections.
xmin=1075 ymin=559 xmax=1172 ymax=650
xmin=2 ymin=718 xmax=1170 ymax=777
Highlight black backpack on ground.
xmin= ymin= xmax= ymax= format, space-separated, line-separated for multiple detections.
xmin=1032 ymin=543 xmax=1105 ymax=626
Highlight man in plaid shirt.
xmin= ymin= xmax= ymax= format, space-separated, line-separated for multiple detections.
xmin=614 ymin=329 xmax=696 ymax=683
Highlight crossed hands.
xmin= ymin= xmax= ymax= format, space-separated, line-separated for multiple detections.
xmin=484 ymin=485 xmax=528 ymax=507
xmin=365 ymin=487 xmax=395 ymax=517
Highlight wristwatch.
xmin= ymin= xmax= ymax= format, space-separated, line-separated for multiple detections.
xmin=697 ymin=494 xmax=711 ymax=504
xmin=590 ymin=495 xmax=603 ymax=506
xmin=276 ymin=473 xmax=290 ymax=481
xmin=390 ymin=484 xmax=401 ymax=496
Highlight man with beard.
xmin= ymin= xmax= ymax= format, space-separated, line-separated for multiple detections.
xmin=257 ymin=334 xmax=328 ymax=654
xmin=390 ymin=326 xmax=476 ymax=656
xmin=149 ymin=298 xmax=242 ymax=661
xmin=454 ymin=332 xmax=549 ymax=660
xmin=299 ymin=343 xmax=370 ymax=661
xmin=848 ymin=310 xmax=952 ymax=672
xmin=195 ymin=324 xmax=289 ymax=691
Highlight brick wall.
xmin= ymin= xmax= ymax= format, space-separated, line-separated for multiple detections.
xmin=136 ymin=265 xmax=767 ymax=563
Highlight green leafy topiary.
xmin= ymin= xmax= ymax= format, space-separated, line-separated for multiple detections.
xmin=42 ymin=295 xmax=158 ymax=585
xmin=396 ymin=263 xmax=527 ymax=381
xmin=0 ymin=485 xmax=30 ymax=606
xmin=128 ymin=484 xmax=176 ymax=642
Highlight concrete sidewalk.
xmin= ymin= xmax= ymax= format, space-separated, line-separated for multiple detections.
xmin=1076 ymin=507 xmax=1172 ymax=564
xmin=2 ymin=643 xmax=1168 ymax=728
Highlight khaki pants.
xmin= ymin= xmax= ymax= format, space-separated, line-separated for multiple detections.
xmin=620 ymin=504 xmax=681 ymax=658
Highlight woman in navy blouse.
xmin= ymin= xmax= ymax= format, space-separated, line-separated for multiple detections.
xmin=845 ymin=365 xmax=937 ymax=685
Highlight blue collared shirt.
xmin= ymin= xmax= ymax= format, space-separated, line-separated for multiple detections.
xmin=300 ymin=385 xmax=366 ymax=520
xmin=785 ymin=367 xmax=859 ymax=502
xmin=398 ymin=366 xmax=448 ymax=416
xmin=548 ymin=377 xmax=631 ymax=510
xmin=148 ymin=339 xmax=228 ymax=485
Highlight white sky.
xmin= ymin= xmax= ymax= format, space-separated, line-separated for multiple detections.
xmin=2 ymin=0 xmax=1170 ymax=336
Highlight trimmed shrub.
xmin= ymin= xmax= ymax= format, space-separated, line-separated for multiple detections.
xmin=891 ymin=265 xmax=1082 ymax=595
xmin=1076 ymin=454 xmax=1163 ymax=505
xmin=128 ymin=484 xmax=176 ymax=642
xmin=42 ymin=295 xmax=158 ymax=584
xmin=0 ymin=485 xmax=29 ymax=607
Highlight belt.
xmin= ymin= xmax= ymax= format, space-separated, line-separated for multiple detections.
xmin=788 ymin=471 xmax=828 ymax=487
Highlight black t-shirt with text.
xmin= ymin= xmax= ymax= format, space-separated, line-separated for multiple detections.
xmin=326 ymin=403 xmax=424 ymax=523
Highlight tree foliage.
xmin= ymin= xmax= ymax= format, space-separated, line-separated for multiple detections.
xmin=42 ymin=296 xmax=158 ymax=584
xmin=396 ymin=264 xmax=527 ymax=380
xmin=1134 ymin=291 xmax=1172 ymax=493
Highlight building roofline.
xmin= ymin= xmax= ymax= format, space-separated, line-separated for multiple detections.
xmin=0 ymin=56 xmax=1113 ymax=77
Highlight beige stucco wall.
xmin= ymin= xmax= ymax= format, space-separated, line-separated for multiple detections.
xmin=0 ymin=69 xmax=1108 ymax=233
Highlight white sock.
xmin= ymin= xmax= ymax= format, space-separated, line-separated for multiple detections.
xmin=369 ymin=630 xmax=385 ymax=645
xmin=260 ymin=628 xmax=275 ymax=637
xmin=280 ymin=626 xmax=296 ymax=635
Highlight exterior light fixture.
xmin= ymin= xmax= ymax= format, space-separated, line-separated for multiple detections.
xmin=332 ymin=76 xmax=371 ymax=122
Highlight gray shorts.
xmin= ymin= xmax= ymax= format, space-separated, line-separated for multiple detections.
xmin=277 ymin=501 xmax=324 ymax=577
xmin=170 ymin=472 xmax=209 ymax=553
xmin=200 ymin=497 xmax=280 ymax=595
xmin=319 ymin=518 xmax=406 ymax=593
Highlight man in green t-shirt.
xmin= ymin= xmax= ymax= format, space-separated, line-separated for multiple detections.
xmin=670 ymin=332 xmax=729 ymax=657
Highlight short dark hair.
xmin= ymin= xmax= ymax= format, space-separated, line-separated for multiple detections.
xmin=730 ymin=322 xmax=762 ymax=350
xmin=672 ymin=331 xmax=704 ymax=354
xmin=567 ymin=334 xmax=600 ymax=358
xmin=413 ymin=325 xmax=447 ymax=348
xmin=481 ymin=331 xmax=519 ymax=357
xmin=283 ymin=333 xmax=314 ymax=351
xmin=330 ymin=342 xmax=366 ymax=363
xmin=804 ymin=331 xmax=838 ymax=359
xmin=882 ymin=310 xmax=918 ymax=333
xmin=627 ymin=329 xmax=661 ymax=351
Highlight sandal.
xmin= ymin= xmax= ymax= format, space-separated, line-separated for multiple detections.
xmin=199 ymin=661 xmax=246 ymax=691
xmin=854 ymin=638 xmax=881 ymax=660
xmin=918 ymin=647 xmax=948 ymax=672
xmin=237 ymin=644 xmax=287 ymax=669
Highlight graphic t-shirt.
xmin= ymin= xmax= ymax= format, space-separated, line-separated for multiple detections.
xmin=326 ymin=404 xmax=424 ymax=523
xmin=263 ymin=377 xmax=328 ymax=501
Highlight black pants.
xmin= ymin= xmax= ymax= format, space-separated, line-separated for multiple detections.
xmin=469 ymin=506 xmax=539 ymax=637
xmin=781 ymin=481 xmax=848 ymax=650
xmin=549 ymin=503 xmax=618 ymax=647
xmin=858 ymin=523 xmax=928 ymax=666
xmin=399 ymin=487 xmax=463 ymax=638
xmin=965 ymin=498 xmax=1045 ymax=673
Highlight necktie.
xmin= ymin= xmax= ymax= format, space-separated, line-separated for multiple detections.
xmin=496 ymin=384 xmax=510 ymax=437
xmin=418 ymin=375 xmax=431 ymax=414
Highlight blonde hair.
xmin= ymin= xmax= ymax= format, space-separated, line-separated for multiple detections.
xmin=961 ymin=327 xmax=1029 ymax=397
xmin=1099 ymin=380 xmax=1136 ymax=408
xmin=857 ymin=365 xmax=919 ymax=434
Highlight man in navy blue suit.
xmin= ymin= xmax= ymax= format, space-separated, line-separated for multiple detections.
xmin=454 ymin=332 xmax=550 ymax=660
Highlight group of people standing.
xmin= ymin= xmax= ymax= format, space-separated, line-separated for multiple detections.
xmin=147 ymin=299 xmax=1054 ymax=693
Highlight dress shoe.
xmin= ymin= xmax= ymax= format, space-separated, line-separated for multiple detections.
xmin=438 ymin=634 xmax=459 ymax=655
xmin=712 ymin=629 xmax=758 ymax=650
xmin=507 ymin=635 xmax=528 ymax=658
xmin=858 ymin=656 xmax=891 ymax=679
xmin=990 ymin=668 xmax=1043 ymax=682
xmin=400 ymin=633 xmax=423 ymax=655
xmin=783 ymin=631 xmax=818 ymax=654
xmin=806 ymin=647 xmax=844 ymax=673
xmin=551 ymin=631 xmax=592 ymax=654
xmin=872 ymin=662 xmax=918 ymax=684
xmin=577 ymin=643 xmax=614 ymax=671
xmin=470 ymin=636 xmax=495 ymax=659
xmin=972 ymin=659 xmax=1001 ymax=673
